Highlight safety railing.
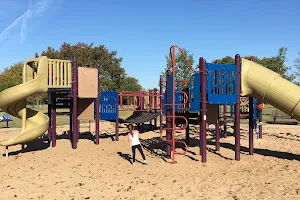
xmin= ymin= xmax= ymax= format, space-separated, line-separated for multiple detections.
xmin=22 ymin=57 xmax=72 ymax=88
xmin=118 ymin=91 xmax=161 ymax=111
xmin=48 ymin=59 xmax=72 ymax=88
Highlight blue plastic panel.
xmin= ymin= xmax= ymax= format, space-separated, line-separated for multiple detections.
xmin=167 ymin=74 xmax=173 ymax=106
xmin=206 ymin=63 xmax=238 ymax=104
xmin=163 ymin=92 xmax=166 ymax=115
xmin=189 ymin=73 xmax=200 ymax=112
xmin=163 ymin=74 xmax=184 ymax=113
xmin=175 ymin=92 xmax=184 ymax=110
xmin=162 ymin=91 xmax=183 ymax=115
xmin=99 ymin=92 xmax=118 ymax=120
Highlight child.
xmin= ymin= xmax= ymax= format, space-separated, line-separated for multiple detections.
xmin=256 ymin=100 xmax=263 ymax=123
xmin=256 ymin=100 xmax=263 ymax=133
xmin=127 ymin=124 xmax=147 ymax=166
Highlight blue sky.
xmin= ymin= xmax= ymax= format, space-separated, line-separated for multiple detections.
xmin=0 ymin=0 xmax=299 ymax=89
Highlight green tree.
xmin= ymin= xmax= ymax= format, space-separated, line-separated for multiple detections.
xmin=259 ymin=47 xmax=294 ymax=81
xmin=212 ymin=56 xmax=235 ymax=64
xmin=120 ymin=77 xmax=142 ymax=91
xmin=162 ymin=48 xmax=195 ymax=90
xmin=212 ymin=47 xmax=294 ymax=81
xmin=0 ymin=62 xmax=23 ymax=92
xmin=38 ymin=42 xmax=141 ymax=92
xmin=27 ymin=93 xmax=47 ymax=107
xmin=294 ymin=52 xmax=300 ymax=85
xmin=119 ymin=76 xmax=143 ymax=105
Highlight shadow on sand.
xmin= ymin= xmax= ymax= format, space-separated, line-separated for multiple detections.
xmin=3 ymin=125 xmax=300 ymax=163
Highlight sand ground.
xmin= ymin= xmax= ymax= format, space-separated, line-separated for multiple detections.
xmin=0 ymin=122 xmax=300 ymax=200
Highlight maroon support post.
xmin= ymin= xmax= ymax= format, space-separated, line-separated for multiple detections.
xmin=115 ymin=97 xmax=119 ymax=141
xmin=186 ymin=111 xmax=190 ymax=145
xmin=51 ymin=91 xmax=57 ymax=147
xmin=234 ymin=54 xmax=241 ymax=161
xmin=249 ymin=97 xmax=254 ymax=155
xmin=69 ymin=104 xmax=72 ymax=140
xmin=140 ymin=94 xmax=145 ymax=133
xmin=159 ymin=77 xmax=163 ymax=133
xmin=137 ymin=92 xmax=141 ymax=131
xmin=95 ymin=66 xmax=100 ymax=145
xmin=166 ymin=71 xmax=172 ymax=158
xmin=259 ymin=104 xmax=263 ymax=138
xmin=223 ymin=104 xmax=227 ymax=138
xmin=149 ymin=89 xmax=153 ymax=130
xmin=248 ymin=58 xmax=254 ymax=154
xmin=47 ymin=90 xmax=52 ymax=142
xmin=216 ymin=106 xmax=220 ymax=151
xmin=72 ymin=57 xmax=78 ymax=149
xmin=154 ymin=88 xmax=158 ymax=129
xmin=199 ymin=57 xmax=207 ymax=163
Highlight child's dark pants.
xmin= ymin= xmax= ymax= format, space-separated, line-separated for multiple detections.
xmin=132 ymin=144 xmax=145 ymax=162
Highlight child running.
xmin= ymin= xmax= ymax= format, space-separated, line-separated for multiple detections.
xmin=127 ymin=124 xmax=147 ymax=166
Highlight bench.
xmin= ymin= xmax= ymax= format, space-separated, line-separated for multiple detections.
xmin=0 ymin=114 xmax=13 ymax=128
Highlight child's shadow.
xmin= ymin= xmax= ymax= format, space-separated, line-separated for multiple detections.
xmin=117 ymin=152 xmax=144 ymax=165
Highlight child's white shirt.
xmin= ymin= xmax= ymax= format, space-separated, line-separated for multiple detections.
xmin=128 ymin=130 xmax=140 ymax=146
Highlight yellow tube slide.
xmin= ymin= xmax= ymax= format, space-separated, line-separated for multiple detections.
xmin=241 ymin=58 xmax=300 ymax=121
xmin=0 ymin=57 xmax=49 ymax=146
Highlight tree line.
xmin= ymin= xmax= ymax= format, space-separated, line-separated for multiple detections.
xmin=163 ymin=47 xmax=299 ymax=89
xmin=0 ymin=42 xmax=143 ymax=106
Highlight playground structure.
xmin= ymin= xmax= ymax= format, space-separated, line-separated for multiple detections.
xmin=0 ymin=45 xmax=300 ymax=164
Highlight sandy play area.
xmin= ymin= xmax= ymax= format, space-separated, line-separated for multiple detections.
xmin=0 ymin=122 xmax=300 ymax=200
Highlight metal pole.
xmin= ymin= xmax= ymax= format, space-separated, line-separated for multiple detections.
xmin=69 ymin=103 xmax=72 ymax=141
xmin=140 ymin=93 xmax=144 ymax=133
xmin=200 ymin=57 xmax=207 ymax=163
xmin=154 ymin=88 xmax=158 ymax=129
xmin=51 ymin=91 xmax=56 ymax=147
xmin=166 ymin=71 xmax=172 ymax=158
xmin=223 ymin=104 xmax=227 ymax=138
xmin=72 ymin=57 xmax=78 ymax=149
xmin=249 ymin=58 xmax=254 ymax=155
xmin=186 ymin=111 xmax=190 ymax=145
xmin=149 ymin=89 xmax=153 ymax=130
xmin=234 ymin=54 xmax=241 ymax=161
xmin=47 ymin=90 xmax=52 ymax=143
xmin=249 ymin=97 xmax=254 ymax=155
xmin=213 ymin=61 xmax=223 ymax=140
xmin=159 ymin=77 xmax=163 ymax=134
xmin=115 ymin=95 xmax=119 ymax=141
xmin=95 ymin=66 xmax=100 ymax=144
xmin=216 ymin=106 xmax=220 ymax=151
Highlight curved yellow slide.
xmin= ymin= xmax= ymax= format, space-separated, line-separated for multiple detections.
xmin=0 ymin=56 xmax=49 ymax=146
xmin=241 ymin=58 xmax=300 ymax=121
